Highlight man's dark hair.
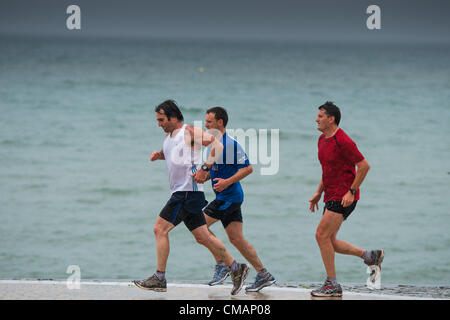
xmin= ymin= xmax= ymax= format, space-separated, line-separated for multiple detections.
xmin=318 ymin=101 xmax=341 ymax=125
xmin=206 ymin=106 xmax=228 ymax=127
xmin=155 ymin=99 xmax=184 ymax=121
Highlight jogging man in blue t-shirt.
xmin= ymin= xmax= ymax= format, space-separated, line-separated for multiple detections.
xmin=199 ymin=106 xmax=275 ymax=292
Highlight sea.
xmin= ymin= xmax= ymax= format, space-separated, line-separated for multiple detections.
xmin=0 ymin=35 xmax=449 ymax=292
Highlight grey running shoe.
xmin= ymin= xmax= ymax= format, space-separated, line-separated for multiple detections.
xmin=230 ymin=263 xmax=250 ymax=295
xmin=364 ymin=249 xmax=384 ymax=267
xmin=364 ymin=250 xmax=384 ymax=284
xmin=133 ymin=274 xmax=167 ymax=292
xmin=208 ymin=263 xmax=231 ymax=286
xmin=245 ymin=272 xmax=276 ymax=292
xmin=311 ymin=279 xmax=343 ymax=297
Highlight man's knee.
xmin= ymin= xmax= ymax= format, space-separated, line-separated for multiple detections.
xmin=225 ymin=222 xmax=245 ymax=247
xmin=153 ymin=225 xmax=162 ymax=237
xmin=193 ymin=229 xmax=211 ymax=246
xmin=315 ymin=227 xmax=330 ymax=243
xmin=228 ymin=234 xmax=245 ymax=247
xmin=154 ymin=223 xmax=169 ymax=238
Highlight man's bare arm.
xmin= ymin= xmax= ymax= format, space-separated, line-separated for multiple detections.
xmin=150 ymin=149 xmax=165 ymax=161
xmin=212 ymin=165 xmax=253 ymax=192
xmin=186 ymin=125 xmax=223 ymax=183
xmin=309 ymin=179 xmax=323 ymax=212
xmin=228 ymin=165 xmax=253 ymax=184
xmin=186 ymin=125 xmax=223 ymax=166
xmin=350 ymin=159 xmax=370 ymax=190
xmin=315 ymin=179 xmax=324 ymax=195
xmin=204 ymin=136 xmax=223 ymax=166
xmin=341 ymin=159 xmax=370 ymax=207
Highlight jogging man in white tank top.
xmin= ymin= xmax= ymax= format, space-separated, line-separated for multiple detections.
xmin=133 ymin=100 xmax=249 ymax=295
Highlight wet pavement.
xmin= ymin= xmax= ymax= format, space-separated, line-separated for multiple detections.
xmin=1 ymin=280 xmax=447 ymax=300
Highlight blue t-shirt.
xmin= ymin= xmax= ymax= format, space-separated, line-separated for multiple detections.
xmin=208 ymin=132 xmax=250 ymax=203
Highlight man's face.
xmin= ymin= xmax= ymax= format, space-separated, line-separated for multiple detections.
xmin=156 ymin=111 xmax=172 ymax=133
xmin=315 ymin=109 xmax=334 ymax=132
xmin=205 ymin=112 xmax=220 ymax=130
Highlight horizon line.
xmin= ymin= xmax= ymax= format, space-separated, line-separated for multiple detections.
xmin=1 ymin=31 xmax=449 ymax=46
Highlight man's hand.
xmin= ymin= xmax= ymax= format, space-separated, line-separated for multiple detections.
xmin=309 ymin=192 xmax=322 ymax=212
xmin=213 ymin=178 xmax=231 ymax=192
xmin=192 ymin=169 xmax=208 ymax=184
xmin=150 ymin=151 xmax=163 ymax=161
xmin=341 ymin=191 xmax=355 ymax=208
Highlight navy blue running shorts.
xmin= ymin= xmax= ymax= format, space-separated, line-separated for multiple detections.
xmin=159 ymin=191 xmax=208 ymax=231
xmin=203 ymin=199 xmax=243 ymax=228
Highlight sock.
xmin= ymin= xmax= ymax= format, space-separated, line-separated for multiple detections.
xmin=230 ymin=260 xmax=239 ymax=273
xmin=257 ymin=268 xmax=268 ymax=278
xmin=217 ymin=261 xmax=227 ymax=268
xmin=156 ymin=270 xmax=165 ymax=281
xmin=361 ymin=250 xmax=371 ymax=264
xmin=326 ymin=277 xmax=337 ymax=285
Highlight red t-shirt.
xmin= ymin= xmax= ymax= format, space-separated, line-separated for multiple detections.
xmin=318 ymin=128 xmax=365 ymax=202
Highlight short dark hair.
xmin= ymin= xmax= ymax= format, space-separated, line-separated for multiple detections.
xmin=318 ymin=101 xmax=341 ymax=125
xmin=155 ymin=99 xmax=184 ymax=121
xmin=206 ymin=106 xmax=228 ymax=127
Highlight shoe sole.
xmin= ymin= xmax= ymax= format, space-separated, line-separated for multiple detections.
xmin=310 ymin=292 xmax=343 ymax=297
xmin=368 ymin=250 xmax=384 ymax=283
xmin=133 ymin=280 xmax=167 ymax=292
xmin=245 ymin=279 xmax=276 ymax=292
xmin=231 ymin=265 xmax=250 ymax=295
xmin=208 ymin=272 xmax=230 ymax=286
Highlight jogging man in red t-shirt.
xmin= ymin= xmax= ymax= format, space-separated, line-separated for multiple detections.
xmin=309 ymin=101 xmax=384 ymax=297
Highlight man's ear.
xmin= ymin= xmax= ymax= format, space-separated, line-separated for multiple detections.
xmin=329 ymin=115 xmax=335 ymax=124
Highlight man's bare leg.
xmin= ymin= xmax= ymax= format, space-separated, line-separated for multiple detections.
xmin=204 ymin=214 xmax=227 ymax=263
xmin=191 ymin=224 xmax=234 ymax=266
xmin=331 ymin=236 xmax=365 ymax=257
xmin=225 ymin=221 xmax=264 ymax=272
xmin=153 ymin=216 xmax=175 ymax=272
xmin=133 ymin=216 xmax=174 ymax=291
xmin=315 ymin=210 xmax=344 ymax=278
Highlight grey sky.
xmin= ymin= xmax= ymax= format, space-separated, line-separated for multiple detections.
xmin=0 ymin=0 xmax=449 ymax=43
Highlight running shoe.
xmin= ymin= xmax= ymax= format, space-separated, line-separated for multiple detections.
xmin=364 ymin=250 xmax=384 ymax=285
xmin=208 ymin=263 xmax=231 ymax=286
xmin=245 ymin=272 xmax=276 ymax=292
xmin=364 ymin=249 xmax=384 ymax=267
xmin=367 ymin=265 xmax=381 ymax=285
xmin=133 ymin=274 xmax=167 ymax=292
xmin=230 ymin=263 xmax=250 ymax=295
xmin=310 ymin=279 xmax=343 ymax=297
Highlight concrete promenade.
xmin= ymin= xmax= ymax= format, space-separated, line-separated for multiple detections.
xmin=0 ymin=280 xmax=441 ymax=300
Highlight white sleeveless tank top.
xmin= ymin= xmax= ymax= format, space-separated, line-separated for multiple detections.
xmin=163 ymin=124 xmax=203 ymax=193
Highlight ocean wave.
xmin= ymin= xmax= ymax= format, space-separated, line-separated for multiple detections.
xmin=279 ymin=131 xmax=315 ymax=141
xmin=90 ymin=185 xmax=165 ymax=197
xmin=0 ymin=139 xmax=30 ymax=147
xmin=24 ymin=183 xmax=48 ymax=190
xmin=91 ymin=187 xmax=141 ymax=196
xmin=181 ymin=106 xmax=205 ymax=113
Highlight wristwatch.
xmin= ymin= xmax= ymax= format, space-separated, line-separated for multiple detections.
xmin=201 ymin=164 xmax=210 ymax=172
xmin=349 ymin=188 xmax=357 ymax=195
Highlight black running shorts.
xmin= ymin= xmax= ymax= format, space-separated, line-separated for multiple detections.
xmin=159 ymin=191 xmax=208 ymax=231
xmin=323 ymin=200 xmax=358 ymax=221
xmin=203 ymin=199 xmax=243 ymax=228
